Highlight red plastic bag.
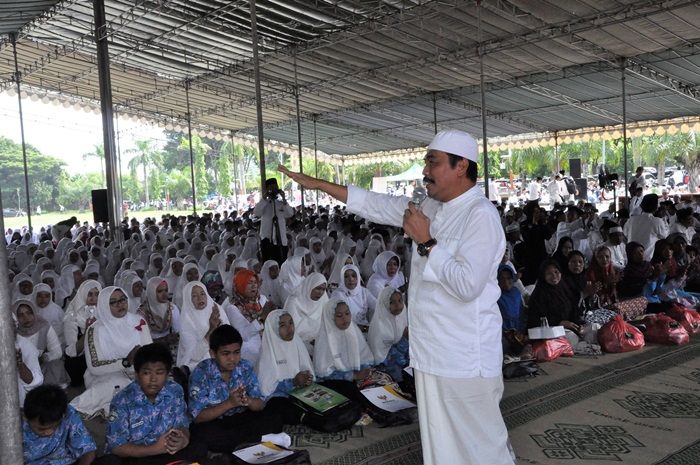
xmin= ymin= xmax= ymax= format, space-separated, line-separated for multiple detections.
xmin=597 ymin=315 xmax=645 ymax=353
xmin=668 ymin=305 xmax=700 ymax=335
xmin=531 ymin=336 xmax=574 ymax=362
xmin=641 ymin=313 xmax=690 ymax=345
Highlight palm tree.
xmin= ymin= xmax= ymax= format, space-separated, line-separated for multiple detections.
xmin=82 ymin=144 xmax=105 ymax=185
xmin=127 ymin=140 xmax=162 ymax=204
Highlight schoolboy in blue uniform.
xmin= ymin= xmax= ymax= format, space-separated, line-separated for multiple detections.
xmin=99 ymin=343 xmax=208 ymax=465
xmin=189 ymin=324 xmax=283 ymax=453
xmin=22 ymin=384 xmax=97 ymax=465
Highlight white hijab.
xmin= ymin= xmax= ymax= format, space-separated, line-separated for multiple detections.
xmin=259 ymin=260 xmax=282 ymax=308
xmin=177 ymin=281 xmax=228 ymax=354
xmin=256 ymin=309 xmax=314 ymax=397
xmin=122 ymin=272 xmax=144 ymax=314
xmin=328 ymin=253 xmax=357 ymax=287
xmin=64 ymin=279 xmax=102 ymax=318
xmin=283 ymin=272 xmax=328 ymax=344
xmin=173 ymin=262 xmax=200 ymax=309
xmin=367 ymin=287 xmax=407 ymax=363
xmin=278 ymin=256 xmax=305 ymax=303
xmin=366 ymin=251 xmax=405 ymax=299
xmin=313 ymin=297 xmax=374 ymax=377
xmin=92 ymin=286 xmax=151 ymax=360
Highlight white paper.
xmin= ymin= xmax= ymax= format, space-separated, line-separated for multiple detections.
xmin=232 ymin=442 xmax=295 ymax=464
xmin=361 ymin=385 xmax=416 ymax=412
xmin=528 ymin=325 xmax=565 ymax=339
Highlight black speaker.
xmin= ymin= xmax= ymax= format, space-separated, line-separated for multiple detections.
xmin=569 ymin=159 xmax=582 ymax=179
xmin=91 ymin=189 xmax=109 ymax=223
xmin=574 ymin=178 xmax=587 ymax=200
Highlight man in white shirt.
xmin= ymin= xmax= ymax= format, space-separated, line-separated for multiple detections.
xmin=623 ymin=194 xmax=669 ymax=261
xmin=279 ymin=130 xmax=514 ymax=465
xmin=253 ymin=178 xmax=295 ymax=264
xmin=604 ymin=226 xmax=627 ymax=270
xmin=629 ymin=186 xmax=644 ymax=216
xmin=548 ymin=174 xmax=562 ymax=206
xmin=528 ymin=177 xmax=542 ymax=202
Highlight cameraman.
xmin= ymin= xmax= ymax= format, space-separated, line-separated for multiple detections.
xmin=254 ymin=178 xmax=294 ymax=264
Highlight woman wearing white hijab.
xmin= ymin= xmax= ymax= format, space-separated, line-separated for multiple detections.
xmin=366 ymin=251 xmax=406 ymax=300
xmin=239 ymin=234 xmax=260 ymax=261
xmin=32 ymin=283 xmax=66 ymax=345
xmin=278 ymin=255 xmax=306 ymax=304
xmin=173 ymin=262 xmax=200 ymax=310
xmin=359 ymin=238 xmax=384 ymax=282
xmin=257 ymin=309 xmax=314 ymax=398
xmin=327 ymin=253 xmax=358 ymax=291
xmin=314 ymin=297 xmax=375 ymax=382
xmin=70 ymin=286 xmax=152 ymax=417
xmin=283 ymin=272 xmax=328 ymax=353
xmin=63 ymin=279 xmax=102 ymax=387
xmin=259 ymin=260 xmax=284 ymax=308
xmin=11 ymin=274 xmax=34 ymax=303
xmin=122 ymin=272 xmax=145 ymax=314
xmin=15 ymin=299 xmax=70 ymax=387
xmin=368 ymin=287 xmax=409 ymax=382
xmin=55 ymin=264 xmax=81 ymax=307
xmin=162 ymin=257 xmax=185 ymax=297
xmin=331 ymin=264 xmax=377 ymax=328
xmin=146 ymin=253 xmax=164 ymax=280
xmin=142 ymin=277 xmax=181 ymax=343
xmin=308 ymin=237 xmax=328 ymax=275
xmin=256 ymin=310 xmax=314 ymax=425
xmin=176 ymin=280 xmax=230 ymax=371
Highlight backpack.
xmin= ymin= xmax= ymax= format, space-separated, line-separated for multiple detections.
xmin=564 ymin=176 xmax=576 ymax=194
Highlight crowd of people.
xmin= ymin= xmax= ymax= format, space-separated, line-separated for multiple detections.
xmin=7 ymin=196 xmax=414 ymax=465
xmin=7 ymin=158 xmax=700 ymax=464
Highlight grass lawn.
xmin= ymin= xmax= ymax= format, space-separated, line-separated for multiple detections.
xmin=2 ymin=208 xmax=215 ymax=232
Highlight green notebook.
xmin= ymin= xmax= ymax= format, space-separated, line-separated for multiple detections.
xmin=290 ymin=383 xmax=349 ymax=413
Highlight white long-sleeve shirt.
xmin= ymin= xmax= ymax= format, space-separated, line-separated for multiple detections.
xmin=623 ymin=212 xmax=669 ymax=261
xmin=253 ymin=198 xmax=294 ymax=246
xmin=347 ymin=185 xmax=505 ymax=379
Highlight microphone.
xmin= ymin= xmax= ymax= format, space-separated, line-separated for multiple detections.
xmin=410 ymin=186 xmax=427 ymax=207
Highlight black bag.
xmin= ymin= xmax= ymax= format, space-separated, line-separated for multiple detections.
xmin=564 ymin=176 xmax=576 ymax=194
xmin=231 ymin=443 xmax=311 ymax=465
xmin=298 ymin=400 xmax=362 ymax=433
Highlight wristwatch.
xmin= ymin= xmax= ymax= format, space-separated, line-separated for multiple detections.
xmin=121 ymin=358 xmax=132 ymax=368
xmin=417 ymin=238 xmax=437 ymax=257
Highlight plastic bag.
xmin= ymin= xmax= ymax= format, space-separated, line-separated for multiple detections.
xmin=641 ymin=313 xmax=690 ymax=345
xmin=597 ymin=315 xmax=645 ymax=353
xmin=531 ymin=336 xmax=574 ymax=362
xmin=668 ymin=305 xmax=700 ymax=335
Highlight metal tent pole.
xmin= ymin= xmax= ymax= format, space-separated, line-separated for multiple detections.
xmin=621 ymin=59 xmax=629 ymax=206
xmin=293 ymin=51 xmax=305 ymax=209
xmin=0 ymin=186 xmax=22 ymax=465
xmin=94 ymin=0 xmax=121 ymax=244
xmin=478 ymin=1 xmax=489 ymax=198
xmin=249 ymin=0 xmax=267 ymax=191
xmin=432 ymin=92 xmax=438 ymax=134
xmin=313 ymin=115 xmax=319 ymax=207
xmin=185 ymin=79 xmax=197 ymax=215
xmin=231 ymin=131 xmax=240 ymax=212
xmin=10 ymin=33 xmax=32 ymax=233
xmin=555 ymin=131 xmax=560 ymax=172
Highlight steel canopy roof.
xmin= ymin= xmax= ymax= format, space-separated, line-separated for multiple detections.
xmin=0 ymin=0 xmax=698 ymax=157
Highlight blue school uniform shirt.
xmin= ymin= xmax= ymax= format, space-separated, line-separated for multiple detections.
xmin=23 ymin=405 xmax=96 ymax=465
xmin=188 ymin=358 xmax=263 ymax=419
xmin=105 ymin=380 xmax=190 ymax=453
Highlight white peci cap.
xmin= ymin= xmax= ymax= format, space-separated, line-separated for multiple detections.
xmin=427 ymin=129 xmax=478 ymax=162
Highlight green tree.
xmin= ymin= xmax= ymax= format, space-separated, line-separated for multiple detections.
xmin=165 ymin=168 xmax=194 ymax=203
xmin=0 ymin=136 xmax=65 ymax=211
xmin=82 ymin=144 xmax=105 ymax=185
xmin=127 ymin=140 xmax=162 ymax=204
xmin=178 ymin=135 xmax=210 ymax=200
